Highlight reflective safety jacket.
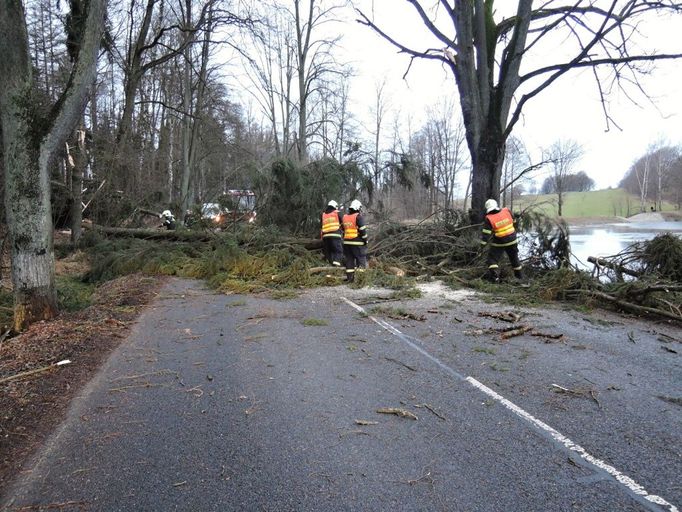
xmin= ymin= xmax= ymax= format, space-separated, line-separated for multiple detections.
xmin=342 ymin=212 xmax=368 ymax=245
xmin=481 ymin=208 xmax=517 ymax=247
xmin=321 ymin=210 xmax=343 ymax=238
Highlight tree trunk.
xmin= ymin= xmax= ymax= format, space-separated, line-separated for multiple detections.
xmin=0 ymin=0 xmax=105 ymax=331
xmin=180 ymin=17 xmax=193 ymax=215
xmin=294 ymin=0 xmax=312 ymax=164
xmin=70 ymin=128 xmax=86 ymax=244
xmin=470 ymin=126 xmax=505 ymax=221
xmin=557 ymin=190 xmax=564 ymax=217
xmin=1 ymin=96 xmax=58 ymax=331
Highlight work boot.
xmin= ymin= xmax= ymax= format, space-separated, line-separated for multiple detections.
xmin=484 ymin=269 xmax=499 ymax=283
xmin=346 ymin=272 xmax=354 ymax=283
xmin=514 ymin=268 xmax=530 ymax=288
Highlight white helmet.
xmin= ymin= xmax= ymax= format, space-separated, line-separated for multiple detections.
xmin=484 ymin=199 xmax=499 ymax=213
xmin=161 ymin=209 xmax=173 ymax=218
xmin=349 ymin=199 xmax=362 ymax=211
xmin=327 ymin=200 xmax=338 ymax=209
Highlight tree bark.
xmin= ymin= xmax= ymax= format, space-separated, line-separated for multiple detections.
xmin=84 ymin=223 xmax=215 ymax=242
xmin=70 ymin=128 xmax=86 ymax=244
xmin=179 ymin=0 xmax=194 ymax=215
xmin=294 ymin=0 xmax=312 ymax=164
xmin=0 ymin=0 xmax=105 ymax=331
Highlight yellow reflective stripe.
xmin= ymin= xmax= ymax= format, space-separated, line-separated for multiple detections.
xmin=343 ymin=241 xmax=365 ymax=246
xmin=490 ymin=240 xmax=518 ymax=247
xmin=488 ymin=264 xmax=499 ymax=269
xmin=358 ymin=225 xmax=367 ymax=231
xmin=481 ymin=229 xmax=492 ymax=235
xmin=343 ymin=213 xmax=359 ymax=239
xmin=322 ymin=233 xmax=342 ymax=238
xmin=321 ymin=213 xmax=341 ymax=233
xmin=479 ymin=240 xmax=487 ymax=245
xmin=512 ymin=266 xmax=522 ymax=270
xmin=346 ymin=269 xmax=355 ymax=273
xmin=495 ymin=226 xmax=515 ymax=237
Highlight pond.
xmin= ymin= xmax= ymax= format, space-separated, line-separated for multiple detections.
xmin=568 ymin=221 xmax=682 ymax=269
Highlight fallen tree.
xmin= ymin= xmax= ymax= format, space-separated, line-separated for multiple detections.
xmin=83 ymin=222 xmax=215 ymax=242
xmin=587 ymin=256 xmax=642 ymax=279
xmin=570 ymin=290 xmax=682 ymax=323
xmin=77 ymin=209 xmax=681 ymax=324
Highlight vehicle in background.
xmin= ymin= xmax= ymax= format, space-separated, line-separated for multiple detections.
xmin=201 ymin=202 xmax=223 ymax=223
xmin=199 ymin=190 xmax=257 ymax=227
xmin=228 ymin=190 xmax=257 ymax=223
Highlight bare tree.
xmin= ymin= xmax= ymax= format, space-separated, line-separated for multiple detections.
xmin=501 ymin=136 xmax=530 ymax=210
xmin=371 ymin=79 xmax=389 ymax=188
xmin=0 ymin=0 xmax=106 ymax=330
xmin=292 ymin=0 xmax=345 ymax=163
xmin=544 ymin=139 xmax=584 ymax=217
xmin=114 ymin=0 xmax=217 ymax=144
xmin=670 ymin=153 xmax=682 ymax=210
xmin=357 ymin=1 xmax=682 ymax=221
xmin=412 ymin=99 xmax=467 ymax=212
xmin=27 ymin=0 xmax=63 ymax=101
xmin=237 ymin=3 xmax=296 ymax=157
xmin=651 ymin=144 xmax=677 ymax=211
xmin=236 ymin=0 xmax=347 ymax=164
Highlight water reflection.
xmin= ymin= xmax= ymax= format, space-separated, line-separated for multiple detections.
xmin=568 ymin=221 xmax=682 ymax=269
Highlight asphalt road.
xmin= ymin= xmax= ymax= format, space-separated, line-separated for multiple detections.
xmin=2 ymin=278 xmax=681 ymax=512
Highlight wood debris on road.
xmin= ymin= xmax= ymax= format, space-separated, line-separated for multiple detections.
xmin=414 ymin=403 xmax=446 ymax=421
xmin=384 ymin=357 xmax=417 ymax=371
xmin=354 ymin=419 xmax=379 ymax=426
xmin=500 ymin=325 xmax=533 ymax=339
xmin=478 ymin=311 xmax=523 ymax=323
xmin=376 ymin=407 xmax=418 ymax=420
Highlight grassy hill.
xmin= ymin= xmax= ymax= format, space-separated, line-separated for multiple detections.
xmin=513 ymin=188 xmax=679 ymax=219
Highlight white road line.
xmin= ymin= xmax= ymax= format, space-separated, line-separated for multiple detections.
xmin=341 ymin=296 xmax=678 ymax=512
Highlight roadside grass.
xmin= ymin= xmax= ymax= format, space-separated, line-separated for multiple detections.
xmin=0 ymin=289 xmax=13 ymax=331
xmin=515 ymin=188 xmax=678 ymax=218
xmin=301 ymin=318 xmax=328 ymax=326
xmin=369 ymin=305 xmax=425 ymax=321
xmin=473 ymin=347 xmax=496 ymax=355
xmin=386 ymin=287 xmax=423 ymax=300
xmin=56 ymin=275 xmax=96 ymax=312
xmin=0 ymin=275 xmax=96 ymax=330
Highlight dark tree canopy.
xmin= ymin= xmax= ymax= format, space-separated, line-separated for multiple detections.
xmin=541 ymin=171 xmax=595 ymax=194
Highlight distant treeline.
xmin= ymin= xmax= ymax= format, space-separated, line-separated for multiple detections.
xmin=618 ymin=145 xmax=682 ymax=211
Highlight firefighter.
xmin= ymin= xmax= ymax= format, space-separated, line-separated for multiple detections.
xmin=320 ymin=200 xmax=344 ymax=266
xmin=342 ymin=199 xmax=368 ymax=283
xmin=160 ymin=210 xmax=176 ymax=230
xmin=480 ymin=199 xmax=523 ymax=283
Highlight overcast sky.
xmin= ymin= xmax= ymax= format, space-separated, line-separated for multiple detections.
xmin=341 ymin=1 xmax=682 ymax=190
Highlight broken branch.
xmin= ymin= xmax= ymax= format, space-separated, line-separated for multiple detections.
xmin=0 ymin=359 xmax=71 ymax=385
xmin=376 ymin=407 xmax=418 ymax=420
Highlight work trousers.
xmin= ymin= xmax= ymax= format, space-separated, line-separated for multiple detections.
xmin=486 ymin=243 xmax=522 ymax=280
xmin=322 ymin=236 xmax=343 ymax=266
xmin=343 ymin=244 xmax=367 ymax=282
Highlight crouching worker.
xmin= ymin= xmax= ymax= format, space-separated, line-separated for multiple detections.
xmin=320 ymin=200 xmax=344 ymax=266
xmin=342 ymin=199 xmax=368 ymax=283
xmin=480 ymin=199 xmax=523 ymax=283
xmin=160 ymin=209 xmax=176 ymax=230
